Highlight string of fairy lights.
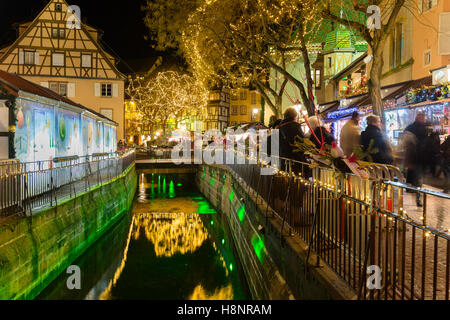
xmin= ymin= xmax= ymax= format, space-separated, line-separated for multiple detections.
xmin=126 ymin=71 xmax=209 ymax=135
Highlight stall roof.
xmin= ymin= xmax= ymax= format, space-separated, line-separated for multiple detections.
xmin=355 ymin=76 xmax=432 ymax=108
xmin=0 ymin=70 xmax=117 ymax=125
xmin=320 ymin=76 xmax=433 ymax=120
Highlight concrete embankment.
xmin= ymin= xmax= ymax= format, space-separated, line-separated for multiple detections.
xmin=0 ymin=165 xmax=137 ymax=300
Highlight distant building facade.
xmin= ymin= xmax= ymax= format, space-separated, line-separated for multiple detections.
xmin=229 ymin=88 xmax=262 ymax=126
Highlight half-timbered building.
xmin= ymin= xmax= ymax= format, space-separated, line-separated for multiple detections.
xmin=0 ymin=0 xmax=126 ymax=141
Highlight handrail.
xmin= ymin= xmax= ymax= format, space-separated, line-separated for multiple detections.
xmin=219 ymin=150 xmax=450 ymax=300
xmin=0 ymin=150 xmax=136 ymax=217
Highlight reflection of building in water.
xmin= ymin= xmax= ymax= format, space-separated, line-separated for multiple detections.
xmin=189 ymin=284 xmax=233 ymax=300
xmin=96 ymin=216 xmax=135 ymax=300
xmin=133 ymin=213 xmax=209 ymax=257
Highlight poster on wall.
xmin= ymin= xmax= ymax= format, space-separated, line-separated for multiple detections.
xmin=55 ymin=107 xmax=81 ymax=158
xmin=14 ymin=100 xmax=54 ymax=163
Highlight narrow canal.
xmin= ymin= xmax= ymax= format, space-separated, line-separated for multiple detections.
xmin=37 ymin=172 xmax=250 ymax=300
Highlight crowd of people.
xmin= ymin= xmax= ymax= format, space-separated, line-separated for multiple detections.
xmin=269 ymin=107 xmax=450 ymax=202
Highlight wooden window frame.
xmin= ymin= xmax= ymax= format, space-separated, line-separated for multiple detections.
xmin=101 ymin=83 xmax=112 ymax=97
xmin=424 ymin=50 xmax=431 ymax=66
xmin=52 ymin=28 xmax=65 ymax=39
xmin=49 ymin=81 xmax=68 ymax=97
xmin=24 ymin=50 xmax=35 ymax=65
xmin=81 ymin=54 xmax=92 ymax=68
xmin=52 ymin=52 xmax=65 ymax=67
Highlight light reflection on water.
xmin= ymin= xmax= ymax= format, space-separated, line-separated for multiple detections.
xmin=37 ymin=173 xmax=248 ymax=300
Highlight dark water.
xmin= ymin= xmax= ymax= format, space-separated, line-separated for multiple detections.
xmin=37 ymin=173 xmax=249 ymax=300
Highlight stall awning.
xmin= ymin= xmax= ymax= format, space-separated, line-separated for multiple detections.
xmin=320 ymin=76 xmax=433 ymax=121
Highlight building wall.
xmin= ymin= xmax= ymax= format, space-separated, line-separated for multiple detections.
xmin=20 ymin=76 xmax=125 ymax=141
xmin=229 ymin=89 xmax=262 ymax=126
xmin=412 ymin=0 xmax=450 ymax=80
xmin=13 ymin=92 xmax=117 ymax=163
xmin=380 ymin=5 xmax=414 ymax=86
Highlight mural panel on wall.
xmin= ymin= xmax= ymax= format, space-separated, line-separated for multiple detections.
xmin=14 ymin=99 xmax=117 ymax=162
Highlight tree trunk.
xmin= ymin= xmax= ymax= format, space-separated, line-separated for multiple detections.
xmin=275 ymin=95 xmax=283 ymax=119
xmin=368 ymin=45 xmax=384 ymax=122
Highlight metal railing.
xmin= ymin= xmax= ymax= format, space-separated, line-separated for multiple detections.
xmin=0 ymin=150 xmax=136 ymax=217
xmin=224 ymin=154 xmax=450 ymax=300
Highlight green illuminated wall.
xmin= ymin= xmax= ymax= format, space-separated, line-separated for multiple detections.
xmin=0 ymin=165 xmax=137 ymax=300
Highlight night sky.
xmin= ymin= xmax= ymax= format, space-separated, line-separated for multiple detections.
xmin=0 ymin=0 xmax=172 ymax=74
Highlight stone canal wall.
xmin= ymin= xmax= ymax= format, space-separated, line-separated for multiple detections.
xmin=197 ymin=165 xmax=356 ymax=300
xmin=0 ymin=165 xmax=137 ymax=300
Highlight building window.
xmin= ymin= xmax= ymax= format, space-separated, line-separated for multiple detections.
xmin=315 ymin=69 xmax=321 ymax=89
xmin=240 ymin=105 xmax=247 ymax=115
xmin=209 ymin=92 xmax=220 ymax=101
xmin=52 ymin=53 xmax=64 ymax=66
xmin=251 ymin=92 xmax=256 ymax=104
xmin=81 ymin=54 xmax=92 ymax=68
xmin=231 ymin=105 xmax=238 ymax=115
xmin=101 ymin=84 xmax=112 ymax=97
xmin=52 ymin=28 xmax=65 ymax=39
xmin=328 ymin=57 xmax=332 ymax=68
xmin=55 ymin=3 xmax=62 ymax=11
xmin=24 ymin=51 xmax=35 ymax=65
xmin=390 ymin=23 xmax=403 ymax=69
xmin=49 ymin=82 xmax=67 ymax=97
xmin=240 ymin=91 xmax=247 ymax=100
xmin=424 ymin=50 xmax=431 ymax=66
xmin=100 ymin=108 xmax=113 ymax=120
xmin=231 ymin=91 xmax=238 ymax=100
xmin=422 ymin=0 xmax=436 ymax=12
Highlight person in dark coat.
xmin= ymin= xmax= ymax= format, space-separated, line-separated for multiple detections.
xmin=278 ymin=107 xmax=308 ymax=174
xmin=440 ymin=135 xmax=450 ymax=193
xmin=361 ymin=115 xmax=393 ymax=165
xmin=403 ymin=113 xmax=427 ymax=206
xmin=306 ymin=116 xmax=335 ymax=150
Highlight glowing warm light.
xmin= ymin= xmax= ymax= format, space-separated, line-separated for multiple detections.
xmin=98 ymin=216 xmax=135 ymax=300
xmin=132 ymin=213 xmax=209 ymax=257
xmin=189 ymin=284 xmax=233 ymax=300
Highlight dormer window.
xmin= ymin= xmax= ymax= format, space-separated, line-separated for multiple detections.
xmin=55 ymin=3 xmax=62 ymax=11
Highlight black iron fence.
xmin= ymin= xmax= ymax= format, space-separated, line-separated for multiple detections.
xmin=225 ymin=155 xmax=450 ymax=300
xmin=0 ymin=150 xmax=136 ymax=217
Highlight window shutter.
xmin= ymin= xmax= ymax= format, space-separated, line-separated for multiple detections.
xmin=40 ymin=82 xmax=49 ymax=88
xmin=67 ymin=83 xmax=75 ymax=97
xmin=94 ymin=83 xmax=101 ymax=97
xmin=112 ymin=83 xmax=118 ymax=97
xmin=18 ymin=51 xmax=24 ymax=64
xmin=34 ymin=52 xmax=39 ymax=65
xmin=438 ymin=12 xmax=450 ymax=55
xmin=418 ymin=0 xmax=423 ymax=13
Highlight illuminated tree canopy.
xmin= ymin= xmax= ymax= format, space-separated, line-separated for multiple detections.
xmin=126 ymin=71 xmax=208 ymax=135
xmin=143 ymin=0 xmax=328 ymax=117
